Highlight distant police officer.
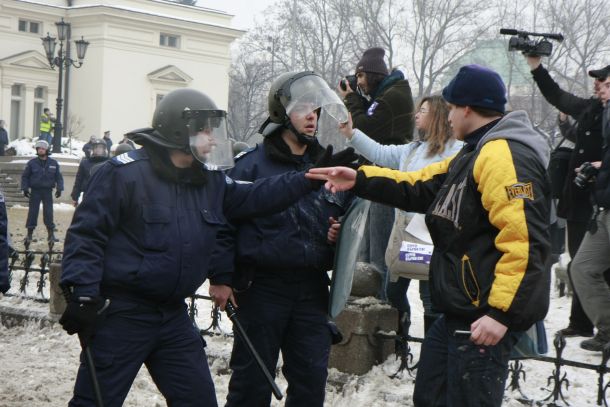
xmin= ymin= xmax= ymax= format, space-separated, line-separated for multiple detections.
xmin=59 ymin=87 xmax=337 ymax=407
xmin=70 ymin=138 xmax=109 ymax=206
xmin=21 ymin=140 xmax=63 ymax=243
xmin=0 ymin=189 xmax=9 ymax=294
xmin=214 ymin=71 xmax=356 ymax=407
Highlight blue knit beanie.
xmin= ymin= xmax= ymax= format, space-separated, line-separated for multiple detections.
xmin=442 ymin=64 xmax=507 ymax=114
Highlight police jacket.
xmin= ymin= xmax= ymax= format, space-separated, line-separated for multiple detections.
xmin=344 ymin=70 xmax=414 ymax=146
xmin=61 ymin=147 xmax=315 ymax=302
xmin=532 ymin=64 xmax=604 ymax=221
xmin=71 ymin=156 xmax=108 ymax=201
xmin=21 ymin=157 xmax=63 ymax=192
xmin=225 ymin=135 xmax=351 ymax=277
xmin=352 ymin=112 xmax=551 ymax=331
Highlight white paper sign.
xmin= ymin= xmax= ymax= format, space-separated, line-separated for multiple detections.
xmin=405 ymin=213 xmax=433 ymax=244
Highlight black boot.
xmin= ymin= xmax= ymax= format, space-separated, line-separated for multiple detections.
xmin=24 ymin=228 xmax=34 ymax=244
xmin=47 ymin=228 xmax=59 ymax=243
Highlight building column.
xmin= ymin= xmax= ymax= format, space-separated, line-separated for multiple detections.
xmin=24 ymin=85 xmax=35 ymax=140
xmin=0 ymin=84 xmax=11 ymax=135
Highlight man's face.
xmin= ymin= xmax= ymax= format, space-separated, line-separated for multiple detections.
xmin=36 ymin=147 xmax=47 ymax=157
xmin=356 ymin=72 xmax=369 ymax=95
xmin=598 ymin=77 xmax=610 ymax=104
xmin=288 ymin=103 xmax=318 ymax=137
xmin=191 ymin=129 xmax=216 ymax=156
xmin=447 ymin=103 xmax=468 ymax=140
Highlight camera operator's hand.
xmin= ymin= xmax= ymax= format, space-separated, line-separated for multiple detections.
xmin=336 ymin=78 xmax=354 ymax=99
xmin=526 ymin=55 xmax=542 ymax=71
xmin=338 ymin=113 xmax=355 ymax=140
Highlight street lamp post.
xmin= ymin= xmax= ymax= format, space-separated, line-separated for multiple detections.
xmin=41 ymin=19 xmax=89 ymax=153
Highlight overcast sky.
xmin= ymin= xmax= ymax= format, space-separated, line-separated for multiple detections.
xmin=199 ymin=0 xmax=276 ymax=30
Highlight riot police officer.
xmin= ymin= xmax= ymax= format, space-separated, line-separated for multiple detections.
xmin=213 ymin=72 xmax=357 ymax=407
xmin=59 ymin=87 xmax=350 ymax=407
xmin=21 ymin=140 xmax=63 ymax=243
xmin=70 ymin=138 xmax=109 ymax=206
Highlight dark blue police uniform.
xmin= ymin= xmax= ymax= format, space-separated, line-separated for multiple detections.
xmin=216 ymin=140 xmax=351 ymax=407
xmin=70 ymin=157 xmax=107 ymax=202
xmin=21 ymin=157 xmax=63 ymax=230
xmin=61 ymin=148 xmax=314 ymax=407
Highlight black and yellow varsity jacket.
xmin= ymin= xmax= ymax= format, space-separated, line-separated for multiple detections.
xmin=354 ymin=111 xmax=551 ymax=331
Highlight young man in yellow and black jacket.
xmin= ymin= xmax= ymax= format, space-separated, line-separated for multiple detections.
xmin=307 ymin=64 xmax=551 ymax=407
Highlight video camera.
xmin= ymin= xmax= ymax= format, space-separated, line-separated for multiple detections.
xmin=500 ymin=28 xmax=564 ymax=57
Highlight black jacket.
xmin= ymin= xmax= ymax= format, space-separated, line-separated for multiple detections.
xmin=532 ymin=64 xmax=604 ymax=221
xmin=344 ymin=70 xmax=414 ymax=146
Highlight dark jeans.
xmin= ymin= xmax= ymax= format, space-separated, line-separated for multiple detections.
xmin=226 ymin=274 xmax=332 ymax=407
xmin=26 ymin=188 xmax=54 ymax=230
xmin=70 ymin=299 xmax=216 ymax=407
xmin=413 ymin=315 xmax=518 ymax=407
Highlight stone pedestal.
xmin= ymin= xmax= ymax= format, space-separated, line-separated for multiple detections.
xmin=329 ymin=298 xmax=397 ymax=375
xmin=48 ymin=263 xmax=66 ymax=316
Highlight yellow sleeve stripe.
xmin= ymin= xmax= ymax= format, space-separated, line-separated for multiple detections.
xmin=473 ymin=139 xmax=529 ymax=312
xmin=359 ymin=156 xmax=453 ymax=185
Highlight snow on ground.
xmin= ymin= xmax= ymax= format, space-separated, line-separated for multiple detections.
xmin=1 ymin=272 xmax=606 ymax=406
xmin=8 ymin=137 xmax=86 ymax=158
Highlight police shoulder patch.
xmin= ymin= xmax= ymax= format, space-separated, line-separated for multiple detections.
xmin=505 ymin=182 xmax=534 ymax=200
xmin=234 ymin=145 xmax=257 ymax=161
xmin=110 ymin=149 xmax=143 ymax=166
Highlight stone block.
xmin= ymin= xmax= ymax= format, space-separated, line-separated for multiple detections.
xmin=48 ymin=262 xmax=66 ymax=316
xmin=329 ymin=298 xmax=397 ymax=375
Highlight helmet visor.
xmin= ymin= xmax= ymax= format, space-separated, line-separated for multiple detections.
xmin=285 ymin=75 xmax=348 ymax=123
xmin=185 ymin=109 xmax=234 ymax=171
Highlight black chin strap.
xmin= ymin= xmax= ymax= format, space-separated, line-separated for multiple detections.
xmin=284 ymin=119 xmax=317 ymax=147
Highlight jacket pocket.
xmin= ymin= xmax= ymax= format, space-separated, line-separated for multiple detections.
xmin=459 ymin=254 xmax=481 ymax=307
xmin=141 ymin=204 xmax=171 ymax=251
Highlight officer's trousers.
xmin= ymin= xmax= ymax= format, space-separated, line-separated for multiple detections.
xmin=69 ymin=298 xmax=217 ymax=407
xmin=226 ymin=273 xmax=332 ymax=407
xmin=26 ymin=188 xmax=54 ymax=230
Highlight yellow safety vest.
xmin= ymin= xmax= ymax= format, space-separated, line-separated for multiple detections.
xmin=40 ymin=114 xmax=52 ymax=132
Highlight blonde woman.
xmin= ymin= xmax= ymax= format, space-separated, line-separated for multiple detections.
xmin=340 ymin=95 xmax=462 ymax=336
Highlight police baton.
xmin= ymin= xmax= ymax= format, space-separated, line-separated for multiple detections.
xmin=61 ymin=286 xmax=109 ymax=407
xmin=224 ymin=301 xmax=284 ymax=400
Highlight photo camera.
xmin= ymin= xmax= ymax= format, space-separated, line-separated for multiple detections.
xmin=500 ymin=28 xmax=564 ymax=57
xmin=339 ymin=75 xmax=358 ymax=92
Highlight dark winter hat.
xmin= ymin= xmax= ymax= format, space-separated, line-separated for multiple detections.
xmin=356 ymin=47 xmax=389 ymax=76
xmin=442 ymin=64 xmax=507 ymax=114
xmin=588 ymin=65 xmax=610 ymax=80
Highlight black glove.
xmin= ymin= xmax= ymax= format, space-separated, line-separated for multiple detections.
xmin=59 ymin=295 xmax=104 ymax=346
xmin=55 ymin=190 xmax=61 ymax=199
xmin=23 ymin=190 xmax=30 ymax=198
xmin=309 ymin=146 xmax=360 ymax=189
xmin=0 ymin=281 xmax=9 ymax=295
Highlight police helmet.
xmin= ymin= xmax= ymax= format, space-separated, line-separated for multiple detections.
xmin=114 ymin=143 xmax=134 ymax=156
xmin=146 ymin=88 xmax=220 ymax=150
xmin=90 ymin=138 xmax=108 ymax=158
xmin=34 ymin=140 xmax=49 ymax=150
xmin=268 ymin=71 xmax=322 ymax=124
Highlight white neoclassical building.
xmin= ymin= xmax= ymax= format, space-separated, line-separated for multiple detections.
xmin=0 ymin=0 xmax=243 ymax=145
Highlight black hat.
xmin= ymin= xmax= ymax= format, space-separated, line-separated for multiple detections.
xmin=588 ymin=65 xmax=610 ymax=80
xmin=356 ymin=47 xmax=388 ymax=76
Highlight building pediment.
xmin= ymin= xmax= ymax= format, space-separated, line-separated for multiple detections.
xmin=147 ymin=65 xmax=193 ymax=84
xmin=0 ymin=50 xmax=51 ymax=70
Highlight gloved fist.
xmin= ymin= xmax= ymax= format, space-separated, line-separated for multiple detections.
xmin=23 ymin=190 xmax=30 ymax=198
xmin=55 ymin=190 xmax=61 ymax=199
xmin=309 ymin=146 xmax=359 ymax=189
xmin=59 ymin=295 xmax=104 ymax=346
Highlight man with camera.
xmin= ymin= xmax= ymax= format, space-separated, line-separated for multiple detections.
xmin=527 ymin=56 xmax=610 ymax=339
xmin=571 ymin=72 xmax=610 ymax=351
xmin=337 ymin=47 xmax=414 ymax=334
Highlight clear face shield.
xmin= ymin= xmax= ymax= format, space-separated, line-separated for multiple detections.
xmin=184 ymin=109 xmax=234 ymax=171
xmin=285 ymin=75 xmax=348 ymax=145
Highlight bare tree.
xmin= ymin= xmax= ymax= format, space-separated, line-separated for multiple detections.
xmin=407 ymin=0 xmax=496 ymax=98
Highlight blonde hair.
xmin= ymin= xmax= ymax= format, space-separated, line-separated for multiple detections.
xmin=417 ymin=95 xmax=453 ymax=157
